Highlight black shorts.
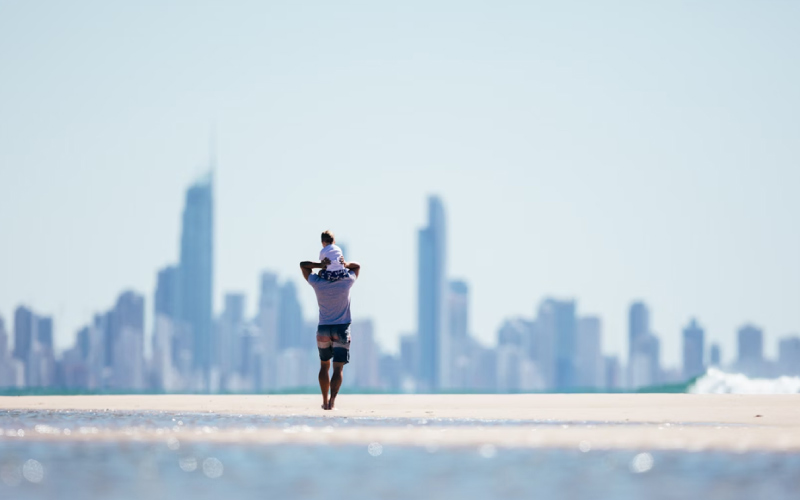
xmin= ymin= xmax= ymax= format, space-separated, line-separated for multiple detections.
xmin=316 ymin=323 xmax=351 ymax=364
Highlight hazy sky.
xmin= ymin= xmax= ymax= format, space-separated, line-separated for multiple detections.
xmin=1 ymin=1 xmax=798 ymax=368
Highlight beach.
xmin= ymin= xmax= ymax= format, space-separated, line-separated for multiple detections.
xmin=2 ymin=394 xmax=799 ymax=452
xmin=4 ymin=394 xmax=800 ymax=500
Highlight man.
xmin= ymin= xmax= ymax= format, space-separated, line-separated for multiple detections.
xmin=300 ymin=254 xmax=361 ymax=410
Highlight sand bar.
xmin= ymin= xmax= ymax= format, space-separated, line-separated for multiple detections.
xmin=2 ymin=394 xmax=799 ymax=452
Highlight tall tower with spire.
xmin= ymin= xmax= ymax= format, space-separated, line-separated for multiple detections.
xmin=178 ymin=161 xmax=214 ymax=383
xmin=417 ymin=195 xmax=448 ymax=391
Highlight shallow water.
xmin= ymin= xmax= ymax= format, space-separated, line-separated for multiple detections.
xmin=1 ymin=410 xmax=796 ymax=500
xmin=2 ymin=441 xmax=799 ymax=500
xmin=0 ymin=409 xmax=740 ymax=434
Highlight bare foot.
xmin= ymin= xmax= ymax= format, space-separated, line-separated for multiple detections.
xmin=328 ymin=400 xmax=336 ymax=410
xmin=321 ymin=403 xmax=329 ymax=410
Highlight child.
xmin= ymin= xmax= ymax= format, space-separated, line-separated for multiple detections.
xmin=318 ymin=230 xmax=349 ymax=281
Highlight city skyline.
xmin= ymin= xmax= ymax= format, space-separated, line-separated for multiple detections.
xmin=1 ymin=2 xmax=799 ymax=370
xmin=0 ymin=172 xmax=798 ymax=373
xmin=1 ymin=175 xmax=798 ymax=392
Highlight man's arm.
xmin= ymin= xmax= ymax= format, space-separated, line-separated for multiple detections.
xmin=300 ymin=261 xmax=321 ymax=282
xmin=343 ymin=260 xmax=361 ymax=279
xmin=300 ymin=258 xmax=332 ymax=282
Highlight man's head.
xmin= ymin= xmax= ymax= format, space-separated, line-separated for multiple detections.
xmin=321 ymin=230 xmax=335 ymax=247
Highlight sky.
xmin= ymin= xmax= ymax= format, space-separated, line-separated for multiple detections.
xmin=1 ymin=1 xmax=798 ymax=368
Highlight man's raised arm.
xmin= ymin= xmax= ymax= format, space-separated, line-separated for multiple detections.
xmin=344 ymin=261 xmax=361 ymax=278
xmin=299 ymin=261 xmax=321 ymax=282
xmin=300 ymin=258 xmax=332 ymax=282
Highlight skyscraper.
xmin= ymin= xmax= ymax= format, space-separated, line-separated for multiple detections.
xmin=0 ymin=316 xmax=7 ymax=363
xmin=36 ymin=316 xmax=53 ymax=351
xmin=496 ymin=318 xmax=541 ymax=392
xmin=417 ymin=196 xmax=447 ymax=391
xmin=737 ymin=324 xmax=764 ymax=375
xmin=13 ymin=306 xmax=55 ymax=387
xmin=778 ymin=336 xmax=800 ymax=376
xmin=155 ymin=265 xmax=179 ymax=320
xmin=110 ymin=291 xmax=145 ymax=389
xmin=448 ymin=281 xmax=468 ymax=340
xmin=446 ymin=280 xmax=470 ymax=389
xmin=399 ymin=333 xmax=418 ymax=388
xmin=628 ymin=301 xmax=649 ymax=361
xmin=709 ymin=343 xmax=721 ymax=367
xmin=603 ymin=355 xmax=622 ymax=390
xmin=628 ymin=301 xmax=658 ymax=388
xmin=533 ymin=301 xmax=557 ymax=389
xmin=682 ymin=318 xmax=705 ymax=380
xmin=178 ymin=173 xmax=214 ymax=379
xmin=630 ymin=332 xmax=661 ymax=388
xmin=256 ymin=272 xmax=280 ymax=390
xmin=12 ymin=305 xmax=34 ymax=363
xmin=539 ymin=299 xmax=577 ymax=390
xmin=576 ymin=316 xmax=602 ymax=389
xmin=278 ymin=281 xmax=304 ymax=350
xmin=218 ymin=293 xmax=246 ymax=379
xmin=0 ymin=315 xmax=10 ymax=387
xmin=350 ymin=319 xmax=380 ymax=389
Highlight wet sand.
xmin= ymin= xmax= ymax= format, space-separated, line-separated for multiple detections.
xmin=2 ymin=394 xmax=799 ymax=452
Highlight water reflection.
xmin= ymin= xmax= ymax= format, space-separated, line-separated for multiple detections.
xmin=0 ymin=410 xmax=738 ymax=435
xmin=0 ymin=441 xmax=797 ymax=500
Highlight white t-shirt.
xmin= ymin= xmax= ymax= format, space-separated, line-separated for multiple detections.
xmin=319 ymin=244 xmax=345 ymax=272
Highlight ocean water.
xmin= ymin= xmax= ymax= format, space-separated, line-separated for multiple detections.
xmin=690 ymin=368 xmax=800 ymax=394
xmin=1 ymin=411 xmax=798 ymax=500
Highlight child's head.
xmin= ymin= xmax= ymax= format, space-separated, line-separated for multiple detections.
xmin=321 ymin=230 xmax=335 ymax=247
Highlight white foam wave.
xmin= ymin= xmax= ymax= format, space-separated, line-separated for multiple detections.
xmin=689 ymin=368 xmax=800 ymax=394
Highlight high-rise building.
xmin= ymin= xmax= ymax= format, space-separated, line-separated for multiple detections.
xmin=12 ymin=306 xmax=55 ymax=387
xmin=76 ymin=326 xmax=90 ymax=362
xmin=630 ymin=333 xmax=661 ymax=388
xmin=537 ymin=299 xmax=577 ymax=391
xmin=110 ymin=291 xmax=145 ymax=390
xmin=737 ymin=324 xmax=764 ymax=375
xmin=447 ymin=281 xmax=472 ymax=390
xmin=12 ymin=305 xmax=34 ymax=363
xmin=497 ymin=318 xmax=542 ymax=392
xmin=0 ymin=316 xmax=11 ymax=387
xmin=709 ymin=343 xmax=721 ymax=367
xmin=218 ymin=293 xmax=246 ymax=381
xmin=603 ymin=355 xmax=622 ymax=390
xmin=448 ymin=281 xmax=468 ymax=340
xmin=533 ymin=303 xmax=555 ymax=389
xmin=351 ymin=319 xmax=380 ymax=389
xmin=36 ymin=316 xmax=53 ymax=351
xmin=778 ymin=336 xmax=800 ymax=376
xmin=152 ymin=264 xmax=183 ymax=390
xmin=178 ymin=173 xmax=214 ymax=380
xmin=576 ymin=316 xmax=602 ymax=389
xmin=0 ymin=316 xmax=8 ymax=363
xmin=258 ymin=272 xmax=279 ymax=343
xmin=628 ymin=302 xmax=662 ymax=388
xmin=417 ymin=195 xmax=447 ymax=391
xmin=256 ymin=272 xmax=280 ymax=390
xmin=399 ymin=333 xmax=418 ymax=389
xmin=628 ymin=301 xmax=649 ymax=362
xmin=278 ymin=281 xmax=304 ymax=351
xmin=155 ymin=265 xmax=179 ymax=320
xmin=682 ymin=318 xmax=705 ymax=380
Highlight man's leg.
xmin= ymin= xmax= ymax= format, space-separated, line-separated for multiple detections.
xmin=328 ymin=362 xmax=345 ymax=410
xmin=318 ymin=360 xmax=331 ymax=410
xmin=317 ymin=325 xmax=334 ymax=410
